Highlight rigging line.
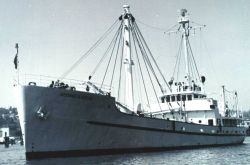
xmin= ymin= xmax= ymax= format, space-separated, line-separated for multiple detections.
xmin=134 ymin=55 xmax=143 ymax=104
xmin=58 ymin=19 xmax=120 ymax=80
xmin=130 ymin=23 xmax=142 ymax=104
xmin=129 ymin=20 xmax=135 ymax=108
xmin=187 ymin=49 xmax=195 ymax=81
xmin=187 ymin=37 xmax=200 ymax=79
xmin=172 ymin=40 xmax=181 ymax=79
xmin=91 ymin=23 xmax=123 ymax=78
xmin=175 ymin=35 xmax=184 ymax=83
xmin=136 ymin=19 xmax=172 ymax=32
xmin=129 ymin=21 xmax=135 ymax=109
xmin=190 ymin=21 xmax=206 ymax=27
xmin=188 ymin=40 xmax=199 ymax=81
xmin=164 ymin=24 xmax=180 ymax=34
xmin=135 ymin=22 xmax=172 ymax=92
xmin=200 ymin=32 xmax=220 ymax=87
xmin=176 ymin=41 xmax=182 ymax=82
xmin=131 ymin=35 xmax=140 ymax=103
xmin=132 ymin=23 xmax=162 ymax=111
xmin=133 ymin=23 xmax=164 ymax=94
xmin=133 ymin=23 xmax=164 ymax=92
xmin=117 ymin=30 xmax=125 ymax=100
xmin=100 ymin=23 xmax=122 ymax=89
xmin=130 ymin=23 xmax=142 ymax=106
xmin=191 ymin=51 xmax=199 ymax=82
xmin=109 ymin=24 xmax=123 ymax=89
xmin=139 ymin=41 xmax=162 ymax=111
xmin=225 ymin=88 xmax=237 ymax=94
xmin=131 ymin=24 xmax=150 ymax=106
xmin=190 ymin=59 xmax=195 ymax=81
xmin=172 ymin=36 xmax=183 ymax=79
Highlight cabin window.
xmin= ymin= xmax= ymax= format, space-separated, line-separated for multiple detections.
xmin=187 ymin=95 xmax=192 ymax=101
xmin=171 ymin=96 xmax=175 ymax=102
xmin=199 ymin=120 xmax=202 ymax=123
xmin=213 ymin=100 xmax=218 ymax=106
xmin=217 ymin=119 xmax=221 ymax=126
xmin=184 ymin=86 xmax=188 ymax=91
xmin=166 ymin=96 xmax=170 ymax=102
xmin=177 ymin=95 xmax=181 ymax=101
xmin=210 ymin=105 xmax=215 ymax=109
xmin=182 ymin=95 xmax=186 ymax=101
xmin=161 ymin=97 xmax=164 ymax=103
xmin=194 ymin=94 xmax=198 ymax=99
xmin=208 ymin=119 xmax=214 ymax=126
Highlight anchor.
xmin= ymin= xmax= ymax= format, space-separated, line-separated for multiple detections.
xmin=36 ymin=106 xmax=49 ymax=120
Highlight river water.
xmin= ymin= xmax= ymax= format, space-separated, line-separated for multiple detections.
xmin=1 ymin=137 xmax=250 ymax=165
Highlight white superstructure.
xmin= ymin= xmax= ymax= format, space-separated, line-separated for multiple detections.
xmin=143 ymin=9 xmax=220 ymax=127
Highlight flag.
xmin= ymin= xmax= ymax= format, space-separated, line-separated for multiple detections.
xmin=14 ymin=43 xmax=19 ymax=69
xmin=14 ymin=54 xmax=18 ymax=69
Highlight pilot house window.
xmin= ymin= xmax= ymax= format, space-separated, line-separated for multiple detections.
xmin=177 ymin=95 xmax=181 ymax=101
xmin=166 ymin=96 xmax=170 ymax=102
xmin=171 ymin=96 xmax=175 ymax=102
xmin=182 ymin=95 xmax=186 ymax=101
xmin=187 ymin=95 xmax=192 ymax=101
xmin=208 ymin=119 xmax=214 ymax=126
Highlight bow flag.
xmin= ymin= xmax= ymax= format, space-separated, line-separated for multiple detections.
xmin=14 ymin=43 xmax=19 ymax=69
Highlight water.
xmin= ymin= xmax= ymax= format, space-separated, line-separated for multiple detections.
xmin=1 ymin=137 xmax=250 ymax=165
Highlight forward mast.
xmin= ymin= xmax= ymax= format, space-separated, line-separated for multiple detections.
xmin=122 ymin=5 xmax=135 ymax=112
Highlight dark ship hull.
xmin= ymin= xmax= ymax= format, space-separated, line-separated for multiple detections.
xmin=17 ymin=85 xmax=246 ymax=159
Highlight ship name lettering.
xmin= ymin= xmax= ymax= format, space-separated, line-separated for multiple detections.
xmin=60 ymin=93 xmax=92 ymax=100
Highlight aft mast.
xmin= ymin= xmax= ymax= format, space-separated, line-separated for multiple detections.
xmin=222 ymin=85 xmax=226 ymax=115
xmin=122 ymin=5 xmax=134 ymax=111
xmin=178 ymin=9 xmax=191 ymax=88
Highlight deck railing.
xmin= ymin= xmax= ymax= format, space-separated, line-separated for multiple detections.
xmin=19 ymin=74 xmax=111 ymax=93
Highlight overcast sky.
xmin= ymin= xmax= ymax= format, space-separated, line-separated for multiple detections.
xmin=0 ymin=0 xmax=250 ymax=110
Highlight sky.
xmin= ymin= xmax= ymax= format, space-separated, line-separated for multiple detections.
xmin=0 ymin=0 xmax=250 ymax=110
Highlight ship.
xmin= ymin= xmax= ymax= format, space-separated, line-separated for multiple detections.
xmin=16 ymin=5 xmax=246 ymax=160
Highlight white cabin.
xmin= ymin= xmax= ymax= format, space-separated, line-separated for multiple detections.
xmin=146 ymin=90 xmax=220 ymax=126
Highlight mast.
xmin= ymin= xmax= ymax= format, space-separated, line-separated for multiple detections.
xmin=14 ymin=43 xmax=19 ymax=85
xmin=122 ymin=5 xmax=134 ymax=111
xmin=178 ymin=9 xmax=191 ymax=88
xmin=222 ymin=85 xmax=226 ymax=116
xmin=235 ymin=91 xmax=238 ymax=118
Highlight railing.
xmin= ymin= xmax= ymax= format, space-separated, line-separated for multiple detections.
xmin=19 ymin=74 xmax=111 ymax=93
